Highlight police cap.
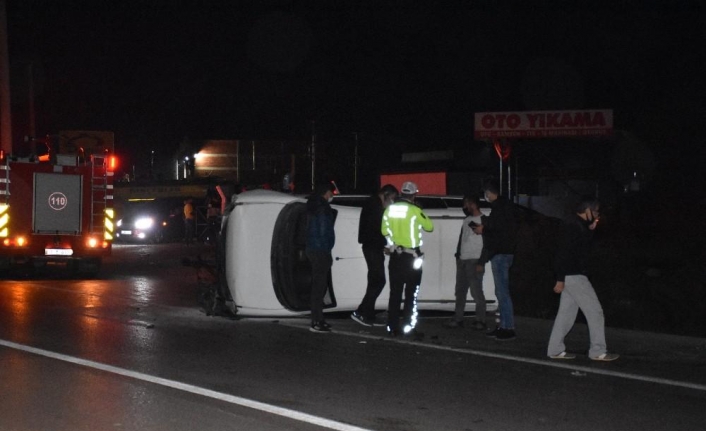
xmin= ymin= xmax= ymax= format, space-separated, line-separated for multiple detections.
xmin=401 ymin=181 xmax=419 ymax=194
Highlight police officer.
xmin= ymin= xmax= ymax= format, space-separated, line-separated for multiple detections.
xmin=381 ymin=181 xmax=434 ymax=336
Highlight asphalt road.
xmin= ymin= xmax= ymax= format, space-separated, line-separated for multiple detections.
xmin=1 ymin=243 xmax=705 ymax=431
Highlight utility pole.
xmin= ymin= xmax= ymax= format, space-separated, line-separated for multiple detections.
xmin=28 ymin=64 xmax=35 ymax=139
xmin=0 ymin=0 xmax=12 ymax=154
xmin=353 ymin=132 xmax=359 ymax=191
xmin=498 ymin=157 xmax=503 ymax=196
xmin=310 ymin=120 xmax=316 ymax=191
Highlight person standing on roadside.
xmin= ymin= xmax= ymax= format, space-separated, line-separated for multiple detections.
xmin=547 ymin=197 xmax=619 ymax=361
xmin=382 ymin=181 xmax=434 ymax=337
xmin=306 ymin=183 xmax=337 ymax=333
xmin=474 ymin=181 xmax=518 ymax=341
xmin=351 ymin=184 xmax=399 ymax=327
xmin=444 ymin=194 xmax=487 ymax=331
xmin=205 ymin=198 xmax=220 ymax=245
xmin=183 ymin=198 xmax=195 ymax=245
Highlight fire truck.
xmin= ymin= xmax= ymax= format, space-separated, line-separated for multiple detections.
xmin=0 ymin=131 xmax=116 ymax=275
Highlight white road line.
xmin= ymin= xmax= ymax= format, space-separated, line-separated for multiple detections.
xmin=278 ymin=321 xmax=706 ymax=393
xmin=0 ymin=339 xmax=374 ymax=431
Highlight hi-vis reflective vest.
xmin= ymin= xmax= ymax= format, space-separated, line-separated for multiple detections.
xmin=381 ymin=200 xmax=434 ymax=249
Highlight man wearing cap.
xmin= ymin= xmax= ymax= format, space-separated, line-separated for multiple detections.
xmin=381 ymin=181 xmax=434 ymax=337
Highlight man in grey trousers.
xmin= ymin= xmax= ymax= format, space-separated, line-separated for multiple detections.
xmin=444 ymin=194 xmax=487 ymax=330
xmin=547 ymin=197 xmax=619 ymax=361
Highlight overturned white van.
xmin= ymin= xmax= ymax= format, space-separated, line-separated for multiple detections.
xmin=220 ymin=189 xmax=497 ymax=317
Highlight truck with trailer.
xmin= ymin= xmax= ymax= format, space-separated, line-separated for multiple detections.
xmin=0 ymin=131 xmax=116 ymax=275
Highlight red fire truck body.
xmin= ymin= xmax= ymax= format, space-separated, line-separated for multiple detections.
xmin=0 ymin=152 xmax=115 ymax=274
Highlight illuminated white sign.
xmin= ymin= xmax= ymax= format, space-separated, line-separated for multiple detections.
xmin=45 ymin=248 xmax=74 ymax=256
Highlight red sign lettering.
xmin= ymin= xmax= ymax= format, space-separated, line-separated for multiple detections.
xmin=473 ymin=109 xmax=613 ymax=139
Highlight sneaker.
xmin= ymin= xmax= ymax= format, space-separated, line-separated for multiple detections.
xmin=494 ymin=328 xmax=516 ymax=341
xmin=310 ymin=321 xmax=331 ymax=333
xmin=443 ymin=319 xmax=464 ymax=328
xmin=549 ymin=351 xmax=577 ymax=360
xmin=591 ymin=352 xmax=619 ymax=362
xmin=471 ymin=320 xmax=487 ymax=331
xmin=351 ymin=311 xmax=372 ymax=327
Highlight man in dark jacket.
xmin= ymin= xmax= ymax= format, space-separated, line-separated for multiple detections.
xmin=547 ymin=197 xmax=619 ymax=361
xmin=474 ymin=181 xmax=518 ymax=340
xmin=306 ymin=183 xmax=336 ymax=333
xmin=351 ymin=184 xmax=399 ymax=326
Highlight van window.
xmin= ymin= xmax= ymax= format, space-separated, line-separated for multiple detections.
xmin=414 ymin=197 xmax=447 ymax=209
xmin=442 ymin=198 xmax=463 ymax=208
xmin=330 ymin=196 xmax=368 ymax=207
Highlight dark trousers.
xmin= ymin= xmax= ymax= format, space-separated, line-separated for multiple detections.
xmin=184 ymin=219 xmax=195 ymax=244
xmin=387 ymin=252 xmax=422 ymax=331
xmin=206 ymin=216 xmax=219 ymax=244
xmin=306 ymin=250 xmax=332 ymax=323
xmin=356 ymin=246 xmax=386 ymax=319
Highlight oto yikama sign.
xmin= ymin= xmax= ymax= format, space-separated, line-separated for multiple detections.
xmin=474 ymin=109 xmax=613 ymax=139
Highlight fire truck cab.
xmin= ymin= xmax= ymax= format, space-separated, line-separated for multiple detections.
xmin=0 ymin=133 xmax=116 ymax=276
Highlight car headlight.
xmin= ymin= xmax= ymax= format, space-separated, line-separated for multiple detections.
xmin=117 ymin=219 xmax=123 ymax=227
xmin=134 ymin=217 xmax=154 ymax=230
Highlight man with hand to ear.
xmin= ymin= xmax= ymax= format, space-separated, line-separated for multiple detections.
xmin=547 ymin=197 xmax=619 ymax=361
xmin=474 ymin=181 xmax=518 ymax=341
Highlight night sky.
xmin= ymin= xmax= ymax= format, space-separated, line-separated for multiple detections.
xmin=5 ymin=1 xmax=706 ymax=192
